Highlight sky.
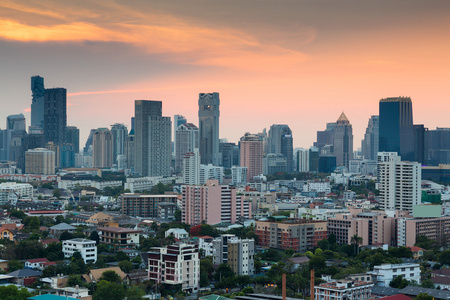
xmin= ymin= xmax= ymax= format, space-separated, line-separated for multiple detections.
xmin=1 ymin=0 xmax=450 ymax=149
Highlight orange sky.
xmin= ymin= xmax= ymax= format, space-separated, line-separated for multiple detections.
xmin=1 ymin=0 xmax=450 ymax=148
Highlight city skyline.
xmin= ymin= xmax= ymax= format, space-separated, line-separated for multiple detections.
xmin=1 ymin=1 xmax=450 ymax=148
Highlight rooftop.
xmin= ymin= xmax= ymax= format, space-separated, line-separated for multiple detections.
xmin=98 ymin=226 xmax=143 ymax=233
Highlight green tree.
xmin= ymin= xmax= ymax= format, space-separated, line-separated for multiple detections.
xmin=90 ymin=231 xmax=100 ymax=245
xmin=308 ymin=255 xmax=326 ymax=270
xmin=100 ymin=270 xmax=122 ymax=283
xmin=115 ymin=251 xmax=130 ymax=262
xmin=67 ymin=274 xmax=84 ymax=287
xmin=0 ymin=285 xmax=32 ymax=300
xmin=9 ymin=210 xmax=26 ymax=221
xmin=389 ymin=276 xmax=409 ymax=289
xmin=214 ymin=263 xmax=235 ymax=281
xmin=438 ymin=250 xmax=450 ymax=265
xmin=174 ymin=210 xmax=182 ymax=222
xmin=415 ymin=236 xmax=435 ymax=250
xmin=52 ymin=189 xmax=62 ymax=199
xmin=26 ymin=216 xmax=40 ymax=231
xmin=93 ymin=280 xmax=125 ymax=300
xmin=118 ymin=260 xmax=133 ymax=273
xmin=7 ymin=260 xmax=23 ymax=272
xmin=415 ymin=293 xmax=433 ymax=300
xmin=125 ymin=286 xmax=145 ymax=300
xmin=421 ymin=279 xmax=435 ymax=289
xmin=42 ymin=265 xmax=56 ymax=277
xmin=350 ymin=235 xmax=363 ymax=255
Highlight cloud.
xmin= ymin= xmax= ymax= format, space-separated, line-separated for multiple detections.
xmin=0 ymin=1 xmax=310 ymax=70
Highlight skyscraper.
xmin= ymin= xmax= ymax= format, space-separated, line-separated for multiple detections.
xmin=173 ymin=114 xmax=187 ymax=156
xmin=240 ymin=133 xmax=263 ymax=182
xmin=110 ymin=123 xmax=128 ymax=165
xmin=44 ymin=88 xmax=67 ymax=145
xmin=183 ymin=148 xmax=200 ymax=185
xmin=175 ymin=123 xmax=199 ymax=173
xmin=333 ymin=112 xmax=353 ymax=168
xmin=413 ymin=124 xmax=426 ymax=165
xmin=198 ymin=92 xmax=220 ymax=165
xmin=379 ymin=97 xmax=415 ymax=161
xmin=30 ymin=75 xmax=45 ymax=130
xmin=135 ymin=100 xmax=171 ymax=176
xmin=268 ymin=124 xmax=293 ymax=172
xmin=361 ymin=115 xmax=379 ymax=160
xmin=425 ymin=127 xmax=450 ymax=166
xmin=294 ymin=148 xmax=309 ymax=172
xmin=93 ymin=128 xmax=113 ymax=168
xmin=377 ymin=152 xmax=421 ymax=211
xmin=66 ymin=126 xmax=80 ymax=154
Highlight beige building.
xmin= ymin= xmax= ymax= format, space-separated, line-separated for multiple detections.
xmin=93 ymin=128 xmax=113 ymax=168
xmin=25 ymin=148 xmax=55 ymax=174
xmin=240 ymin=133 xmax=263 ymax=182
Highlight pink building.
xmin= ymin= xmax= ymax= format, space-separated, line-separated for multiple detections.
xmin=240 ymin=133 xmax=263 ymax=182
xmin=182 ymin=180 xmax=252 ymax=225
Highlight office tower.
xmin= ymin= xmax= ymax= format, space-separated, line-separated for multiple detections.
xmin=220 ymin=142 xmax=240 ymax=169
xmin=239 ymin=133 xmax=263 ymax=182
xmin=7 ymin=114 xmax=26 ymax=132
xmin=183 ymin=148 xmax=200 ymax=185
xmin=30 ymin=75 xmax=45 ymax=130
xmin=268 ymin=124 xmax=293 ymax=172
xmin=1 ymin=114 xmax=27 ymax=168
xmin=425 ymin=128 xmax=450 ymax=166
xmin=44 ymin=88 xmax=67 ymax=144
xmin=110 ymin=123 xmax=128 ymax=165
xmin=377 ymin=152 xmax=421 ymax=211
xmin=315 ymin=123 xmax=335 ymax=151
xmin=361 ymin=116 xmax=379 ymax=161
xmin=66 ymin=126 xmax=80 ymax=154
xmin=379 ymin=97 xmax=415 ymax=161
xmin=294 ymin=148 xmax=309 ymax=172
xmin=135 ymin=100 xmax=171 ymax=176
xmin=414 ymin=125 xmax=426 ymax=165
xmin=258 ymin=128 xmax=269 ymax=154
xmin=83 ymin=129 xmax=95 ymax=154
xmin=309 ymin=147 xmax=319 ymax=172
xmin=333 ymin=112 xmax=353 ymax=168
xmin=198 ymin=92 xmax=220 ymax=165
xmin=263 ymin=153 xmax=287 ymax=175
xmin=318 ymin=155 xmax=337 ymax=173
xmin=59 ymin=143 xmax=75 ymax=168
xmin=173 ymin=115 xmax=187 ymax=155
xmin=25 ymin=148 xmax=55 ymax=175
xmin=92 ymin=128 xmax=113 ymax=168
xmin=175 ymin=123 xmax=199 ymax=173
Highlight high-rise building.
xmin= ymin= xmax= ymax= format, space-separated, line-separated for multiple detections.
xmin=361 ymin=115 xmax=379 ymax=160
xmin=30 ymin=75 xmax=45 ymax=130
xmin=44 ymin=88 xmax=67 ymax=145
xmin=294 ymin=148 xmax=309 ymax=172
xmin=413 ymin=124 xmax=426 ymax=165
xmin=135 ymin=100 xmax=171 ymax=176
xmin=220 ymin=142 xmax=240 ymax=169
xmin=2 ymin=114 xmax=27 ymax=168
xmin=425 ymin=127 xmax=450 ymax=166
xmin=125 ymin=127 xmax=135 ymax=171
xmin=333 ymin=112 xmax=353 ymax=168
xmin=198 ymin=92 xmax=220 ymax=165
xmin=231 ymin=166 xmax=247 ymax=185
xmin=183 ymin=149 xmax=200 ymax=185
xmin=200 ymin=164 xmax=224 ymax=184
xmin=175 ymin=123 xmax=199 ymax=174
xmin=173 ymin=114 xmax=187 ymax=156
xmin=379 ymin=97 xmax=415 ymax=161
xmin=268 ymin=124 xmax=293 ymax=172
xmin=212 ymin=235 xmax=255 ymax=276
xmin=66 ymin=126 xmax=80 ymax=154
xmin=92 ymin=128 xmax=113 ymax=168
xmin=25 ymin=148 xmax=55 ymax=175
xmin=263 ymin=153 xmax=287 ymax=175
xmin=315 ymin=123 xmax=335 ymax=151
xmin=377 ymin=152 xmax=421 ymax=211
xmin=110 ymin=123 xmax=128 ymax=165
xmin=309 ymin=146 xmax=320 ymax=172
xmin=239 ymin=133 xmax=263 ymax=182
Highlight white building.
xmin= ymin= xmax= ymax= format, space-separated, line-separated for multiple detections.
xmin=200 ymin=164 xmax=223 ymax=184
xmin=314 ymin=279 xmax=373 ymax=300
xmin=369 ymin=263 xmax=421 ymax=287
xmin=183 ymin=149 xmax=200 ymax=185
xmin=62 ymin=238 xmax=97 ymax=263
xmin=198 ymin=236 xmax=214 ymax=256
xmin=231 ymin=166 xmax=247 ymax=185
xmin=123 ymin=176 xmax=176 ymax=193
xmin=57 ymin=179 xmax=122 ymax=191
xmin=377 ymin=152 xmax=421 ymax=211
xmin=0 ymin=182 xmax=33 ymax=205
xmin=212 ymin=235 xmax=255 ymax=276
xmin=25 ymin=148 xmax=55 ymax=175
xmin=165 ymin=228 xmax=188 ymax=239
xmin=148 ymin=243 xmax=199 ymax=293
xmin=294 ymin=148 xmax=309 ymax=172
xmin=303 ymin=180 xmax=331 ymax=193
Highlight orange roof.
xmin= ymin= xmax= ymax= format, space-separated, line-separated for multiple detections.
xmin=0 ymin=224 xmax=17 ymax=231
xmin=407 ymin=246 xmax=425 ymax=252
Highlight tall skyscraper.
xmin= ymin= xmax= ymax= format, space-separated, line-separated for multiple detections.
xmin=333 ymin=112 xmax=353 ymax=168
xmin=173 ymin=114 xmax=187 ymax=156
xmin=379 ymin=97 xmax=415 ymax=161
xmin=315 ymin=123 xmax=335 ymax=151
xmin=240 ymin=133 xmax=263 ymax=182
xmin=30 ymin=75 xmax=45 ymax=130
xmin=175 ymin=123 xmax=199 ymax=174
xmin=93 ymin=128 xmax=113 ymax=168
xmin=413 ymin=124 xmax=426 ymax=165
xmin=220 ymin=142 xmax=240 ymax=169
xmin=125 ymin=127 xmax=135 ymax=171
xmin=183 ymin=148 xmax=200 ymax=185
xmin=66 ymin=126 xmax=80 ymax=154
xmin=268 ymin=124 xmax=293 ymax=173
xmin=361 ymin=115 xmax=379 ymax=160
xmin=110 ymin=123 xmax=128 ymax=165
xmin=135 ymin=100 xmax=171 ymax=176
xmin=425 ymin=127 xmax=450 ymax=166
xmin=44 ymin=88 xmax=67 ymax=145
xmin=198 ymin=92 xmax=220 ymax=165
xmin=377 ymin=152 xmax=421 ymax=211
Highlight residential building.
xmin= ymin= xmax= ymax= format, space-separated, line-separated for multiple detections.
xmin=379 ymin=97 xmax=415 ymax=161
xmin=183 ymin=149 xmax=200 ymax=185
xmin=134 ymin=100 xmax=171 ymax=176
xmin=294 ymin=148 xmax=309 ymax=172
xmin=314 ymin=279 xmax=373 ymax=300
xmin=268 ymin=124 xmax=293 ymax=172
xmin=62 ymin=238 xmax=97 ymax=263
xmin=148 ymin=243 xmax=199 ymax=293
xmin=121 ymin=193 xmax=178 ymax=218
xmin=173 ymin=114 xmax=187 ymax=156
xmin=212 ymin=235 xmax=255 ymax=276
xmin=93 ymin=128 xmax=113 ymax=168
xmin=231 ymin=166 xmax=247 ymax=185
xmin=83 ymin=267 xmax=128 ymax=284
xmin=240 ymin=133 xmax=263 ymax=182
xmin=110 ymin=123 xmax=128 ymax=165
xmin=175 ymin=123 xmax=199 ymax=173
xmin=49 ymin=223 xmax=76 ymax=238
xmin=220 ymin=142 xmax=240 ymax=169
xmin=165 ymin=228 xmax=188 ymax=239
xmin=398 ymin=216 xmax=450 ymax=247
xmin=182 ymin=180 xmax=252 ymax=226
xmin=377 ymin=152 xmax=421 ymax=211
xmin=369 ymin=263 xmax=421 ymax=287
xmin=303 ymin=180 xmax=331 ymax=194
xmin=98 ymin=226 xmax=142 ymax=250
xmin=198 ymin=92 xmax=221 ymax=166
xmin=44 ymin=88 xmax=67 ymax=145
xmin=255 ymin=219 xmax=327 ymax=252
xmin=200 ymin=164 xmax=224 ymax=184
xmin=361 ymin=115 xmax=379 ymax=161
xmin=123 ymin=176 xmax=175 ymax=193
xmin=0 ymin=182 xmax=33 ymax=205
xmin=24 ymin=258 xmax=55 ymax=271
xmin=25 ymin=148 xmax=55 ymax=174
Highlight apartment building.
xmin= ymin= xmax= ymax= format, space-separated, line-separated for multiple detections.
xmin=148 ymin=243 xmax=199 ymax=293
xmin=62 ymin=238 xmax=97 ymax=263
xmin=255 ymin=219 xmax=327 ymax=252
xmin=397 ymin=216 xmax=450 ymax=247
xmin=212 ymin=235 xmax=255 ymax=276
xmin=98 ymin=226 xmax=142 ymax=250
xmin=314 ymin=279 xmax=373 ymax=300
xmin=121 ymin=193 xmax=178 ymax=218
xmin=368 ymin=263 xmax=421 ymax=287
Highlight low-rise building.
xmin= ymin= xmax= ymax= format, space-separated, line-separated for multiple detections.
xmin=98 ymin=226 xmax=142 ymax=250
xmin=148 ymin=243 xmax=199 ymax=293
xmin=314 ymin=279 xmax=373 ymax=300
xmin=369 ymin=263 xmax=421 ymax=287
xmin=62 ymin=238 xmax=97 ymax=263
xmin=121 ymin=193 xmax=178 ymax=218
xmin=165 ymin=228 xmax=189 ymax=240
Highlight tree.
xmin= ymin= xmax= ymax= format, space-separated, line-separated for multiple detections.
xmin=118 ymin=260 xmax=133 ymax=273
xmin=438 ymin=250 xmax=450 ymax=265
xmin=0 ymin=285 xmax=32 ymax=300
xmin=214 ymin=263 xmax=235 ymax=281
xmin=389 ymin=276 xmax=409 ymax=289
xmin=60 ymin=231 xmax=74 ymax=241
xmin=115 ymin=251 xmax=130 ymax=262
xmin=90 ymin=231 xmax=100 ymax=245
xmin=67 ymin=274 xmax=84 ymax=287
xmin=309 ymin=255 xmax=326 ymax=270
xmin=100 ymin=270 xmax=122 ymax=283
xmin=126 ymin=286 xmax=145 ymax=300
xmin=415 ymin=236 xmax=435 ymax=250
xmin=421 ymin=279 xmax=435 ymax=289
xmin=9 ymin=210 xmax=26 ymax=221
xmin=93 ymin=280 xmax=125 ymax=300
xmin=26 ymin=217 xmax=40 ymax=231
xmin=42 ymin=265 xmax=56 ymax=277
xmin=174 ymin=210 xmax=182 ymax=222
xmin=350 ymin=235 xmax=363 ymax=255
xmin=7 ymin=260 xmax=23 ymax=272
xmin=52 ymin=189 xmax=62 ymax=199
xmin=415 ymin=293 xmax=433 ymax=300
